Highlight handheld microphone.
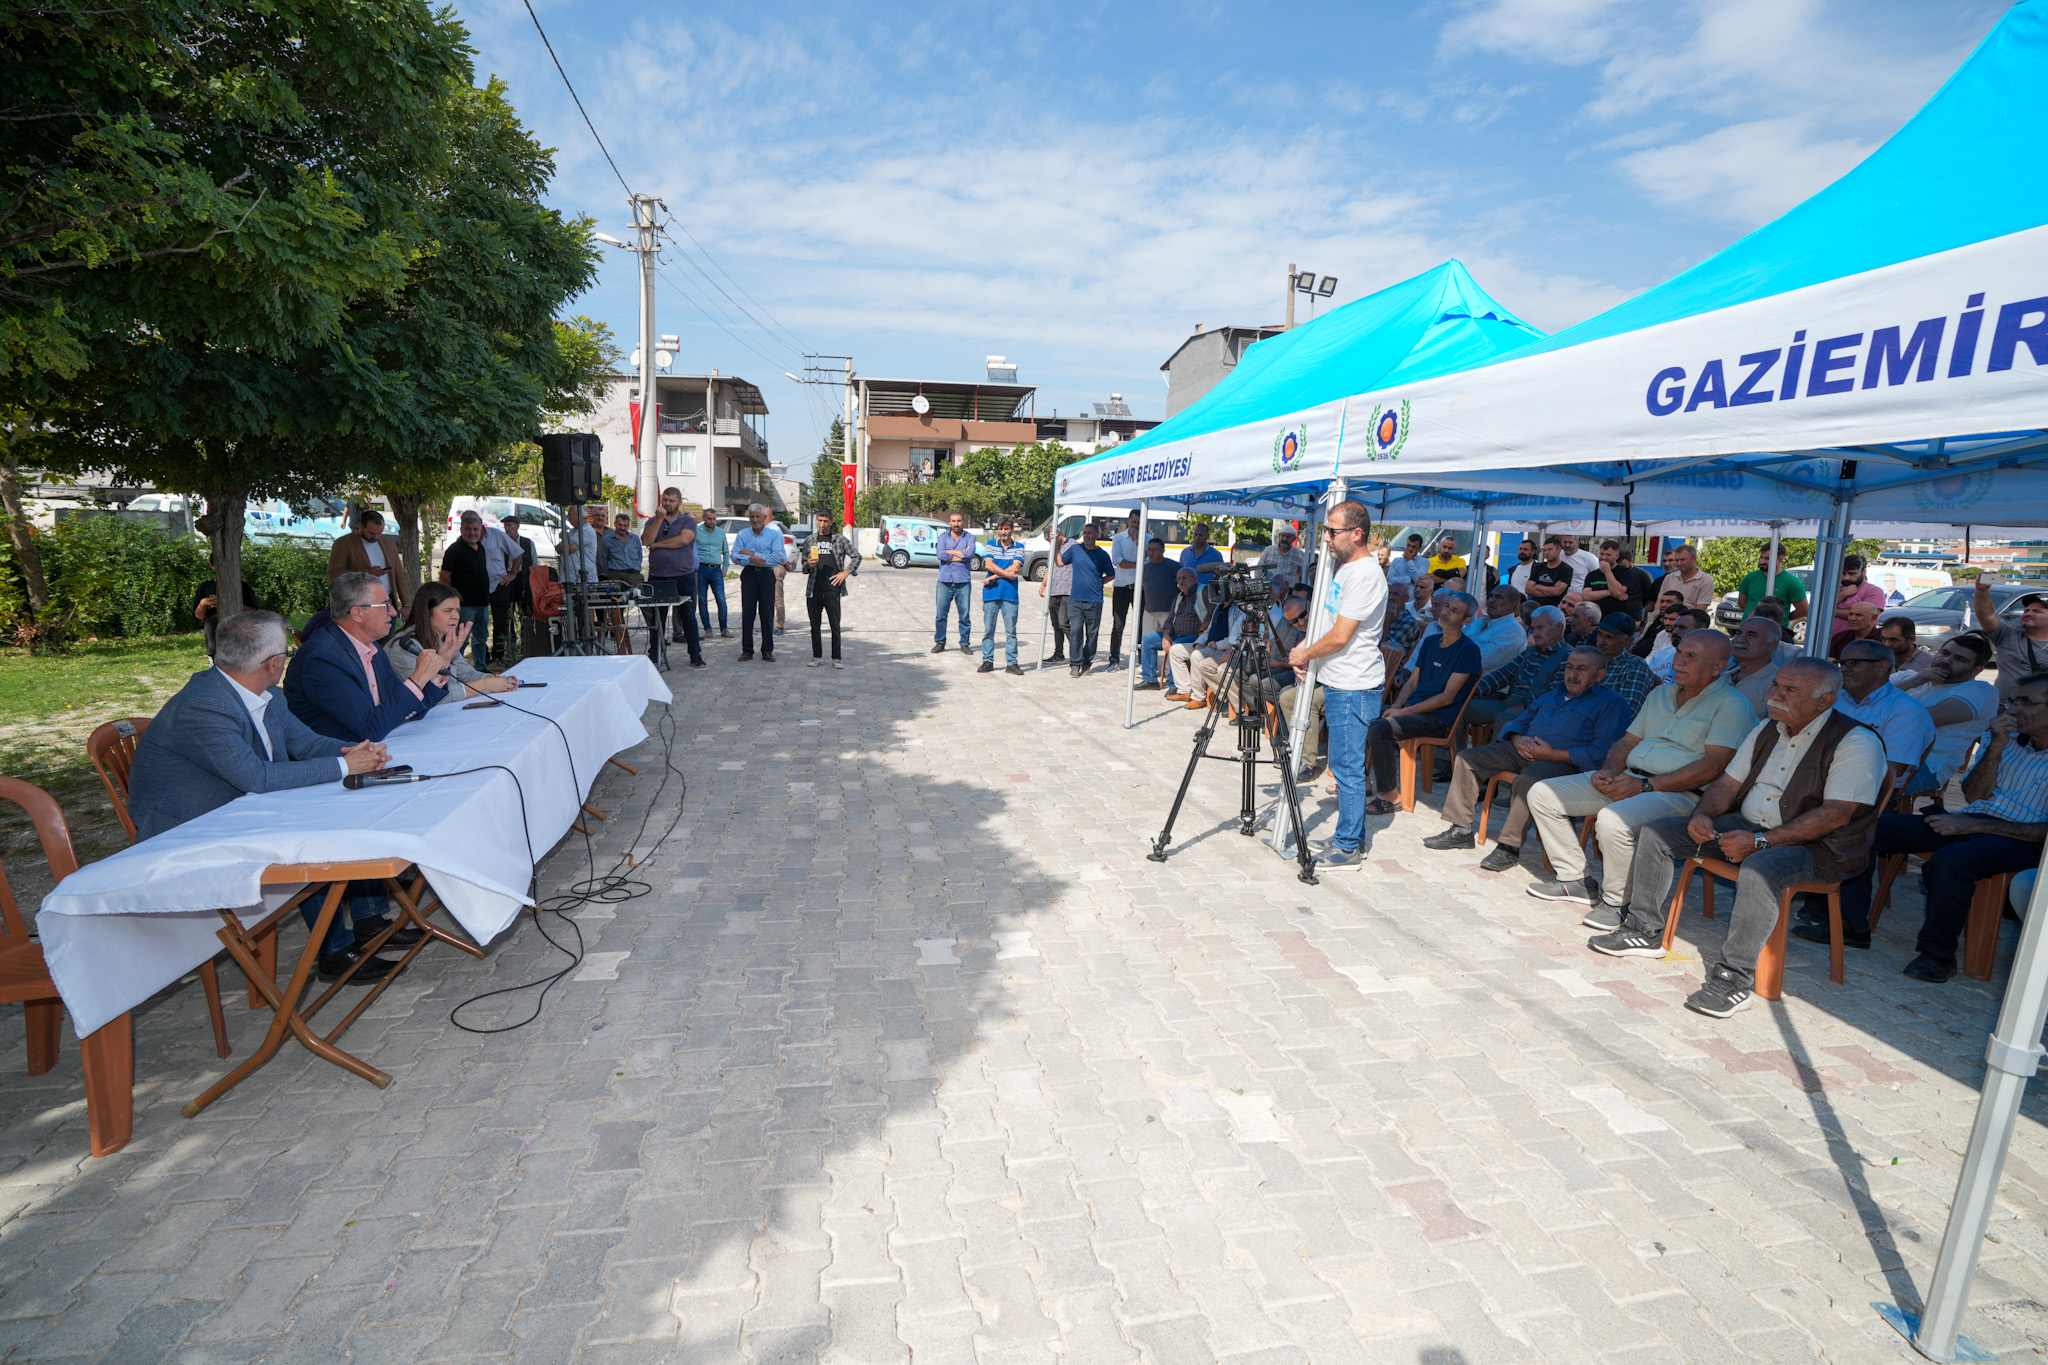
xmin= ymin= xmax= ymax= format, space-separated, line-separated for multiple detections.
xmin=343 ymin=770 xmax=434 ymax=790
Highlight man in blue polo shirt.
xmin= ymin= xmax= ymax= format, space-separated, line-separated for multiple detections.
xmin=1179 ymin=522 xmax=1225 ymax=586
xmin=979 ymin=519 xmax=1025 ymax=676
xmin=1062 ymin=523 xmax=1116 ymax=676
xmin=932 ymin=511 xmax=976 ymax=654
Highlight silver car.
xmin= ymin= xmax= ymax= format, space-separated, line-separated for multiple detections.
xmin=1876 ymin=581 xmax=2045 ymax=653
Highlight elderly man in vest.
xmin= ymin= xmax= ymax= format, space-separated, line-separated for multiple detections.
xmin=1587 ymin=657 xmax=1886 ymax=1018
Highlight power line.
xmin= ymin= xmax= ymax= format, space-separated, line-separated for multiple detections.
xmin=519 ymin=0 xmax=632 ymax=197
xmin=657 ymin=225 xmax=810 ymax=359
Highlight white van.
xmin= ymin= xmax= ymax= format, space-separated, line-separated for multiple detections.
xmin=446 ymin=496 xmax=563 ymax=562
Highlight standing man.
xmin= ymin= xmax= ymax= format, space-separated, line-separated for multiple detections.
xmin=327 ymin=509 xmax=411 ymax=614
xmin=1428 ymin=534 xmax=1467 ymax=583
xmin=731 ymin=503 xmax=785 ymax=662
xmin=499 ymin=514 xmax=536 ymax=656
xmin=1507 ymin=538 xmax=1538 ymax=595
xmin=1588 ymin=658 xmax=1885 ymax=1018
xmin=932 ymin=510 xmax=976 ymax=654
xmin=695 ymin=511 xmax=731 ymax=638
xmin=1822 ymin=671 xmax=2048 ymax=978
xmin=599 ymin=511 xmax=644 ymax=586
xmin=437 ymin=511 xmax=495 ymax=671
xmin=1660 ymin=542 xmax=1718 ymax=611
xmin=1061 ymin=523 xmax=1115 ymax=675
xmin=1136 ymin=539 xmax=1178 ymax=690
xmin=1525 ymin=537 xmax=1573 ymax=607
xmin=1286 ymin=501 xmax=1388 ymax=867
xmin=1040 ymin=532 xmax=1072 ymax=664
xmin=642 ymin=487 xmax=703 ymax=670
xmin=1556 ymin=534 xmax=1600 ymax=594
xmin=1975 ymin=582 xmax=2048 ymax=699
xmin=1259 ymin=526 xmax=1309 ymax=588
xmin=979 ymin=519 xmax=1025 ymax=676
xmin=1387 ymin=533 xmax=1430 ymax=593
xmin=476 ymin=514 xmax=525 ymax=664
xmin=1738 ymin=546 xmax=1808 ymax=625
xmin=1108 ymin=509 xmax=1141 ymax=670
xmin=557 ymin=504 xmax=599 ymax=585
xmin=1179 ymin=522 xmax=1225 ymax=589
xmin=1524 ymin=630 xmax=1753 ymax=923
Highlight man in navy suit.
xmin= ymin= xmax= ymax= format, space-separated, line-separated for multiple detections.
xmin=128 ymin=611 xmax=412 ymax=981
xmin=286 ymin=571 xmax=454 ymax=742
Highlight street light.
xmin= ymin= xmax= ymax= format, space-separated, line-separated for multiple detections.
xmin=592 ymin=232 xmax=626 ymax=248
xmin=1286 ymin=264 xmax=1336 ymax=327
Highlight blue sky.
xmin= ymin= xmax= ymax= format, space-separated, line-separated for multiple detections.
xmin=450 ymin=0 xmax=2005 ymax=465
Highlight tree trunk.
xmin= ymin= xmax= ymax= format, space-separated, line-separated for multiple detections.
xmin=0 ymin=450 xmax=51 ymax=614
xmin=203 ymin=479 xmax=248 ymax=617
xmin=387 ymin=491 xmax=424 ymax=599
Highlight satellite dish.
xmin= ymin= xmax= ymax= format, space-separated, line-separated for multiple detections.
xmin=911 ymin=395 xmax=930 ymax=415
xmin=629 ymin=348 xmax=641 ymax=368
xmin=655 ymin=349 xmax=673 ymax=369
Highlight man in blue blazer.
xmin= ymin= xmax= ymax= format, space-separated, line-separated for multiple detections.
xmin=128 ymin=611 xmax=410 ymax=980
xmin=285 ymin=571 xmax=453 ymax=742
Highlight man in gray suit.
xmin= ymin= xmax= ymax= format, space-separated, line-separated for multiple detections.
xmin=127 ymin=610 xmax=404 ymax=982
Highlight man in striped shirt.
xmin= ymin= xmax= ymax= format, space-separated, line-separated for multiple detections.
xmin=1825 ymin=671 xmax=2048 ymax=981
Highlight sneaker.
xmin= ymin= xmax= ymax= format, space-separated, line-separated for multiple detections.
xmin=1477 ymin=844 xmax=1521 ymax=874
xmin=1004 ymin=663 xmax=1022 ymax=676
xmin=1294 ymin=763 xmax=1323 ymax=784
xmin=832 ymin=660 xmax=845 ymax=669
xmin=807 ymin=658 xmax=823 ymax=668
xmin=1792 ymin=921 xmax=1871 ymax=950
xmin=720 ymin=629 xmax=733 ymax=638
xmin=1135 ymin=680 xmax=1162 ymax=692
xmin=316 ymin=946 xmax=404 ymax=983
xmin=1313 ymin=843 xmax=1363 ymax=868
xmin=930 ymin=643 xmax=947 ymax=654
xmin=351 ymin=917 xmax=425 ymax=949
xmin=977 ymin=660 xmax=994 ymax=673
xmin=1527 ymin=878 xmax=1596 ymax=905
xmin=1684 ymin=965 xmax=1755 ymax=1017
xmin=1588 ymin=925 xmax=1663 ymax=958
xmin=1580 ymin=903 xmax=1624 ymax=933
xmin=688 ymin=658 xmax=706 ymax=668
xmin=1069 ymin=666 xmax=1084 ymax=678
xmin=1422 ymin=827 xmax=1475 ymax=851
xmin=1902 ymin=952 xmax=1957 ymax=983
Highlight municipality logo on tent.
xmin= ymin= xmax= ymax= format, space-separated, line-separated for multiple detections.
xmin=1271 ymin=424 xmax=1307 ymax=474
xmin=1366 ymin=400 xmax=1410 ymax=461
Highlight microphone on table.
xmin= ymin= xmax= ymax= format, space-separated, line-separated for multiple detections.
xmin=343 ymin=770 xmax=434 ymax=790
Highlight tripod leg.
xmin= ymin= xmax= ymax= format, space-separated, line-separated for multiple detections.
xmin=1148 ymin=658 xmax=1229 ymax=862
xmin=1232 ymin=652 xmax=1261 ymax=835
xmin=1267 ymin=718 xmax=1320 ymax=885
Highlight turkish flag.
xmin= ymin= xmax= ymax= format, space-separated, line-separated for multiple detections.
xmin=628 ymin=401 xmax=641 ymax=455
xmin=841 ymin=464 xmax=858 ymax=528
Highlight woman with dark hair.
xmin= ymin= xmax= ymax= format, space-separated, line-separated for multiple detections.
xmin=800 ymin=511 xmax=860 ymax=668
xmin=385 ymin=582 xmax=520 ymax=702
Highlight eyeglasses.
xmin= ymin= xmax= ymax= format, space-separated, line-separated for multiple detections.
xmin=2008 ymin=696 xmax=2044 ymax=708
xmin=1324 ymin=524 xmax=1362 ymax=537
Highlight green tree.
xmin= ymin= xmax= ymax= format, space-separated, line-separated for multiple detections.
xmin=803 ymin=418 xmax=846 ymax=518
xmin=1695 ymin=536 xmax=1887 ymax=595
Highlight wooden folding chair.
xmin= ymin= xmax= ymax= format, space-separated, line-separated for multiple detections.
xmin=87 ymin=718 xmax=230 ymax=1058
xmin=1660 ymin=772 xmax=1896 ymax=999
xmin=0 ymin=777 xmax=135 ymax=1156
xmin=1397 ymin=690 xmax=1477 ymax=812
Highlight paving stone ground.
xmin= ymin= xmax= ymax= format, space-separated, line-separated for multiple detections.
xmin=4 ymin=565 xmax=2048 ymax=1362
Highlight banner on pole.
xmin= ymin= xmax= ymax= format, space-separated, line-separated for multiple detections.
xmin=841 ymin=463 xmax=858 ymax=528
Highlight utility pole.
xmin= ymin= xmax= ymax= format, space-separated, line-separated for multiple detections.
xmin=844 ymin=359 xmax=857 ymax=525
xmin=1285 ymin=262 xmax=1296 ymax=330
xmin=632 ymin=194 xmax=661 ymax=520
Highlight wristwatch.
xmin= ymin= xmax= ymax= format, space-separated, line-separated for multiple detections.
xmin=1753 ymin=832 xmax=1771 ymax=852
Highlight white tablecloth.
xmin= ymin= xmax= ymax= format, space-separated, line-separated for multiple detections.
xmin=38 ymin=656 xmax=670 ymax=1036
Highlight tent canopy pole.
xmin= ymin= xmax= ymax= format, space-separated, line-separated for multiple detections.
xmin=1123 ymin=500 xmax=1147 ymax=728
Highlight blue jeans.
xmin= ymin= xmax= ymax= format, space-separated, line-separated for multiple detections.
xmin=302 ymin=881 xmax=387 ymax=957
xmin=1322 ymin=687 xmax=1384 ymax=853
xmin=1141 ymin=631 xmax=1163 ymax=683
xmin=459 ymin=605 xmax=488 ymax=670
xmin=935 ymin=580 xmax=971 ymax=645
xmin=982 ymin=598 xmax=1018 ymax=665
xmin=697 ymin=567 xmax=728 ymax=630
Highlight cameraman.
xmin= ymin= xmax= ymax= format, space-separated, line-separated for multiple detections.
xmin=1285 ymin=501 xmax=1388 ymax=868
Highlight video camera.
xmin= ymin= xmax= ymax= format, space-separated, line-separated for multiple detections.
xmin=1200 ymin=561 xmax=1276 ymax=611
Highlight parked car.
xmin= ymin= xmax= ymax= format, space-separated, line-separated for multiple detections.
xmin=880 ymin=515 xmax=984 ymax=572
xmin=1878 ymin=581 xmax=2045 ymax=654
xmin=1714 ymin=560 xmax=1954 ymax=632
xmin=446 ymin=497 xmax=563 ymax=562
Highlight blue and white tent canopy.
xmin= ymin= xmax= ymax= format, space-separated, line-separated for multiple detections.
xmin=1067 ymin=0 xmax=2048 ymax=528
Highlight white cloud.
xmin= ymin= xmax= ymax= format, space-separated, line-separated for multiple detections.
xmin=1615 ymin=117 xmax=1874 ymax=226
xmin=1440 ymin=0 xmax=1634 ymax=65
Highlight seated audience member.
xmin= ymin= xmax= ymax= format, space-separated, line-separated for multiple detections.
xmin=1465 ymin=605 xmax=1569 ymax=741
xmin=1879 ymin=613 xmax=1936 ymax=685
xmin=1525 ymin=630 xmax=1752 ymax=922
xmin=386 ymin=583 xmax=521 ymax=703
xmin=1834 ymin=639 xmax=1937 ymax=787
xmin=1187 ymin=603 xmax=1253 ymax=711
xmin=1588 ymin=658 xmax=1885 ymax=1018
xmin=1423 ymin=647 xmax=1631 ymax=864
xmin=1724 ymin=616 xmax=1782 ymax=715
xmin=1379 ymin=581 xmax=1424 ymax=678
xmin=1648 ymin=607 xmax=1714 ymax=682
xmin=1589 ymin=613 xmax=1658 ymax=714
xmin=1158 ymin=570 xmax=1211 ymax=701
xmin=127 ymin=609 xmax=402 ymax=981
xmin=1808 ymin=673 xmax=2048 ymax=974
xmin=1893 ymin=633 xmax=2001 ymax=794
xmin=1468 ymin=584 xmax=1530 ymax=676
xmin=1361 ymin=591 xmax=1481 ymax=815
xmin=1828 ymin=600 xmax=1883 ymax=659
xmin=1751 ymin=599 xmax=1804 ymax=664
xmin=1634 ymin=593 xmax=1683 ymax=659
xmin=1563 ymin=601 xmax=1603 ymax=648
xmin=1134 ymin=539 xmax=1178 ymax=689
xmin=285 ymin=571 xmax=452 ymax=742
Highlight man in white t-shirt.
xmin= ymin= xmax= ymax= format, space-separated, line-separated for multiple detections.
xmin=1108 ymin=510 xmax=1141 ymax=670
xmin=1895 ymin=634 xmax=2001 ymax=794
xmin=1287 ymin=501 xmax=1388 ymax=867
xmin=1508 ymin=538 xmax=1537 ymax=595
xmin=1557 ymin=534 xmax=1600 ymax=595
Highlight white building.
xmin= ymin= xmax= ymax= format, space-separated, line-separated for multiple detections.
xmin=586 ymin=370 xmax=771 ymax=516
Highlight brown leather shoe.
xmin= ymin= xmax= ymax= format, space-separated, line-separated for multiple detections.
xmin=1185 ymin=694 xmax=1209 ymax=710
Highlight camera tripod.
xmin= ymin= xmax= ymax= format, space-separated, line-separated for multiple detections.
xmin=1147 ymin=619 xmax=1319 ymax=884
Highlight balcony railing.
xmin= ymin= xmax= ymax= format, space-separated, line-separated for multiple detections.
xmin=713 ymin=418 xmax=741 ymax=435
xmin=723 ymin=483 xmax=760 ymax=504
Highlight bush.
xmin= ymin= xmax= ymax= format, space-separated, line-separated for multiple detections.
xmin=242 ymin=537 xmax=334 ymax=623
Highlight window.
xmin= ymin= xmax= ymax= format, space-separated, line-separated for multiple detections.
xmin=665 ymin=443 xmax=698 ymax=477
xmin=909 ymin=446 xmax=952 ymax=479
